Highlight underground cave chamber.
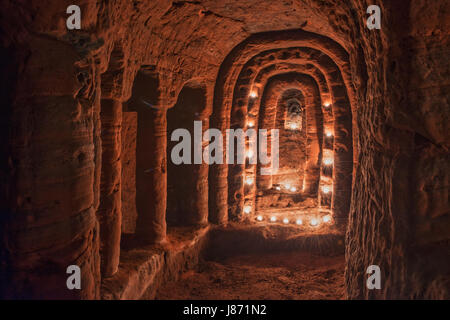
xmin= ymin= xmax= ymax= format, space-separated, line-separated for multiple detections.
xmin=0 ymin=0 xmax=448 ymax=300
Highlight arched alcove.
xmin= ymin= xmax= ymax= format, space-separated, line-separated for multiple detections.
xmin=167 ymin=82 xmax=209 ymax=227
xmin=127 ymin=67 xmax=167 ymax=245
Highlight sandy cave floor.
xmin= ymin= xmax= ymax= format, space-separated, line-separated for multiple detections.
xmin=155 ymin=251 xmax=345 ymax=300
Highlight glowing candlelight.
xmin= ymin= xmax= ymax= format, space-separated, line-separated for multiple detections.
xmin=245 ymin=177 xmax=254 ymax=185
xmin=310 ymin=218 xmax=319 ymax=226
xmin=289 ymin=123 xmax=299 ymax=130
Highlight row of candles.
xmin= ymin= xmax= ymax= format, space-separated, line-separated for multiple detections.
xmin=249 ymin=90 xmax=333 ymax=111
xmin=244 ymin=179 xmax=332 ymax=193
xmin=242 ymin=202 xmax=332 ymax=227
xmin=256 ymin=213 xmax=333 ymax=227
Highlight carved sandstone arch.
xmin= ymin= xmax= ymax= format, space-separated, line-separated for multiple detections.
xmin=223 ymin=47 xmax=353 ymax=228
xmin=167 ymin=80 xmax=210 ymax=227
xmin=230 ymin=65 xmax=328 ymax=220
xmin=210 ymin=31 xmax=354 ymax=225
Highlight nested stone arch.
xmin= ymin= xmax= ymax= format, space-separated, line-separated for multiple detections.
xmin=255 ymin=73 xmax=323 ymax=197
xmin=232 ymin=46 xmax=351 ymax=118
xmin=228 ymin=66 xmax=326 ymax=221
xmin=227 ymin=45 xmax=349 ymax=129
xmin=226 ymin=71 xmax=324 ymax=221
xmin=228 ymin=46 xmax=353 ymax=163
xmin=228 ymin=67 xmax=326 ymax=221
xmin=212 ymin=29 xmax=352 ymax=127
xmin=228 ymin=50 xmax=353 ymax=229
xmin=256 ymin=62 xmax=329 ymax=95
xmin=252 ymin=65 xmax=351 ymax=229
xmin=228 ymin=62 xmax=328 ymax=221
xmin=230 ymin=48 xmax=350 ymax=165
xmin=233 ymin=48 xmax=331 ymax=102
xmin=241 ymin=62 xmax=329 ymax=121
xmin=210 ymin=31 xmax=354 ymax=224
xmin=232 ymin=64 xmax=327 ymax=174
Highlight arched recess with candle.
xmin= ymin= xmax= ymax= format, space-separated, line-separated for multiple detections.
xmin=167 ymin=80 xmax=210 ymax=227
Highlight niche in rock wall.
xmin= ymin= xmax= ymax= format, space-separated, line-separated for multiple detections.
xmin=167 ymin=82 xmax=208 ymax=227
xmin=273 ymin=90 xmax=307 ymax=193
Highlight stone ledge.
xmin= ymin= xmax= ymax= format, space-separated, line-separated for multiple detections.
xmin=101 ymin=226 xmax=210 ymax=300
xmin=203 ymin=223 xmax=345 ymax=260
xmin=101 ymin=224 xmax=343 ymax=299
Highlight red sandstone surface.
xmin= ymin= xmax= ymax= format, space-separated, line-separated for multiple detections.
xmin=0 ymin=0 xmax=448 ymax=300
xmin=156 ymin=251 xmax=345 ymax=300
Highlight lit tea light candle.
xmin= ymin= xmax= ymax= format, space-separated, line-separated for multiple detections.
xmin=243 ymin=205 xmax=252 ymax=214
xmin=296 ymin=218 xmax=303 ymax=225
xmin=257 ymin=215 xmax=264 ymax=221
xmin=270 ymin=216 xmax=277 ymax=222
xmin=284 ymin=183 xmax=291 ymax=190
xmin=247 ymin=120 xmax=255 ymax=128
xmin=290 ymin=186 xmax=297 ymax=192
xmin=326 ymin=131 xmax=333 ymax=137
xmin=283 ymin=218 xmax=289 ymax=224
xmin=323 ymin=158 xmax=334 ymax=166
xmin=246 ymin=150 xmax=254 ymax=159
xmin=245 ymin=177 xmax=254 ymax=185
xmin=310 ymin=218 xmax=319 ymax=226
xmin=323 ymin=101 xmax=331 ymax=108
xmin=289 ymin=123 xmax=299 ymax=130
xmin=322 ymin=185 xmax=331 ymax=194
xmin=275 ymin=186 xmax=281 ymax=191
xmin=249 ymin=91 xmax=258 ymax=98
xmin=323 ymin=215 xmax=332 ymax=223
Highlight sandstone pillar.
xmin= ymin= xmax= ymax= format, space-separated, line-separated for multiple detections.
xmin=98 ymin=98 xmax=123 ymax=277
xmin=332 ymin=96 xmax=353 ymax=230
xmin=135 ymin=107 xmax=167 ymax=244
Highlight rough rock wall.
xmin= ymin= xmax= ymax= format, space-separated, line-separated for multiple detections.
xmin=345 ymin=0 xmax=450 ymax=299
xmin=0 ymin=30 xmax=102 ymax=299
xmin=0 ymin=0 xmax=448 ymax=300
xmin=121 ymin=112 xmax=137 ymax=234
